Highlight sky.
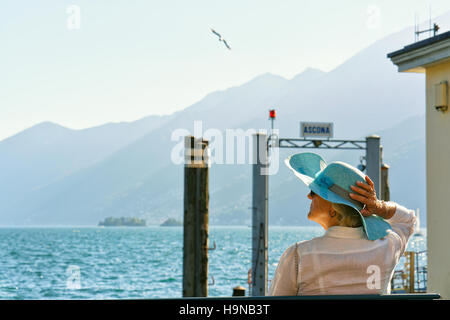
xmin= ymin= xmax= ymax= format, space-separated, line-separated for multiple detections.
xmin=1 ymin=0 xmax=450 ymax=141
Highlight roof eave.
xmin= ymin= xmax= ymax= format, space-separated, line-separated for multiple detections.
xmin=387 ymin=33 xmax=450 ymax=73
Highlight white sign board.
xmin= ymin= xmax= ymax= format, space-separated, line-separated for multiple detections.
xmin=300 ymin=122 xmax=333 ymax=139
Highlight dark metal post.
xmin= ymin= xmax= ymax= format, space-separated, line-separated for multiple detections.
xmin=366 ymin=135 xmax=381 ymax=198
xmin=252 ymin=133 xmax=268 ymax=296
xmin=183 ymin=136 xmax=209 ymax=297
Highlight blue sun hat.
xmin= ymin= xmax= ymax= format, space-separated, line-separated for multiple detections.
xmin=285 ymin=152 xmax=391 ymax=240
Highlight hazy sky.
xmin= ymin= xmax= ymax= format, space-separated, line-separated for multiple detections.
xmin=1 ymin=0 xmax=450 ymax=141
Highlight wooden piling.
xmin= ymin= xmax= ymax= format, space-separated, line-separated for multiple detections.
xmin=183 ymin=136 xmax=209 ymax=297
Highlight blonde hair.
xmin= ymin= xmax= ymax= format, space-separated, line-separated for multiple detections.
xmin=331 ymin=202 xmax=363 ymax=228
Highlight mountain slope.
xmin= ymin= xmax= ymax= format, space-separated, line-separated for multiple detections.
xmin=0 ymin=115 xmax=172 ymax=218
xmin=0 ymin=16 xmax=439 ymax=225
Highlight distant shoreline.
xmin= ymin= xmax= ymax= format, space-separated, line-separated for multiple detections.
xmin=0 ymin=225 xmax=429 ymax=232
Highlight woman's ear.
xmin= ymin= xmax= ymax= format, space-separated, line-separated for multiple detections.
xmin=328 ymin=209 xmax=336 ymax=218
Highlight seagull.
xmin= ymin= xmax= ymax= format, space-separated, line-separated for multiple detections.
xmin=211 ymin=28 xmax=231 ymax=50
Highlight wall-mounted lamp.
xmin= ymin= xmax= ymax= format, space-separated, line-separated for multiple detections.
xmin=434 ymin=81 xmax=448 ymax=112
xmin=313 ymin=140 xmax=322 ymax=148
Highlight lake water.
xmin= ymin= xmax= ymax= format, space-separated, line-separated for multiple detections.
xmin=0 ymin=226 xmax=426 ymax=299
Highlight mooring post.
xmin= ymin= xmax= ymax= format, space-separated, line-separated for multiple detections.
xmin=251 ymin=133 xmax=268 ymax=296
xmin=183 ymin=136 xmax=209 ymax=297
xmin=380 ymin=163 xmax=390 ymax=201
xmin=379 ymin=146 xmax=390 ymax=201
xmin=232 ymin=286 xmax=246 ymax=296
xmin=366 ymin=135 xmax=381 ymax=198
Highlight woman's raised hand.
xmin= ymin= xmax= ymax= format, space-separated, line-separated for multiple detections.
xmin=349 ymin=176 xmax=382 ymax=216
xmin=349 ymin=176 xmax=396 ymax=219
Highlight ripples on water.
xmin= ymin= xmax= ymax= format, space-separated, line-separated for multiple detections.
xmin=0 ymin=226 xmax=425 ymax=299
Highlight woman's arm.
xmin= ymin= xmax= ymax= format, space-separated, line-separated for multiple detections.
xmin=349 ymin=175 xmax=416 ymax=250
xmin=384 ymin=203 xmax=416 ymax=252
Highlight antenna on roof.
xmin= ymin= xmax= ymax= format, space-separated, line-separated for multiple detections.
xmin=429 ymin=4 xmax=432 ymax=38
xmin=414 ymin=10 xmax=439 ymax=41
xmin=414 ymin=12 xmax=418 ymax=42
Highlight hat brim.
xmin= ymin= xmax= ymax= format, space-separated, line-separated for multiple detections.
xmin=284 ymin=153 xmax=327 ymax=186
xmin=285 ymin=153 xmax=391 ymax=241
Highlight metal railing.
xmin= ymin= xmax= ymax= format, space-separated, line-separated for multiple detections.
xmin=391 ymin=250 xmax=427 ymax=293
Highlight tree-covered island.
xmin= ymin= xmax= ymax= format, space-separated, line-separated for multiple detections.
xmin=98 ymin=217 xmax=146 ymax=227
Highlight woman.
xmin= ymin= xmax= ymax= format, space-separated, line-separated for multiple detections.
xmin=268 ymin=153 xmax=416 ymax=296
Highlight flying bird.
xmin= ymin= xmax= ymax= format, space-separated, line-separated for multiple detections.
xmin=210 ymin=28 xmax=231 ymax=50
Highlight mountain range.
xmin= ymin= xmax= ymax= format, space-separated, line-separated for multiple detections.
xmin=2 ymin=14 xmax=441 ymax=227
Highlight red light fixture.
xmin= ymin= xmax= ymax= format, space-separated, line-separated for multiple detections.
xmin=269 ymin=109 xmax=276 ymax=119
